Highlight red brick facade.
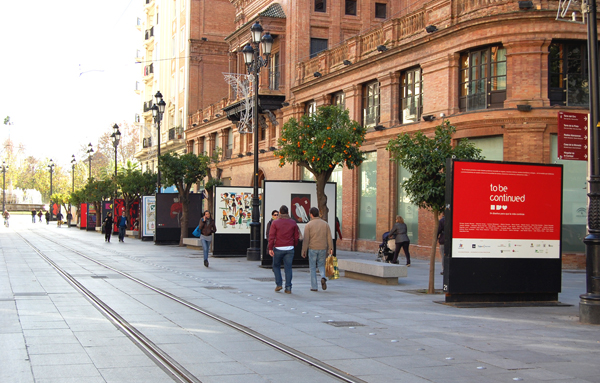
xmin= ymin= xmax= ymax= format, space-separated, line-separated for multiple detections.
xmin=185 ymin=0 xmax=595 ymax=268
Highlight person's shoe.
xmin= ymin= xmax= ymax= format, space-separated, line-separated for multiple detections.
xmin=204 ymin=260 xmax=209 ymax=267
xmin=321 ymin=278 xmax=327 ymax=291
xmin=406 ymin=263 xmax=411 ymax=267
xmin=275 ymin=286 xmax=282 ymax=292
xmin=310 ymin=289 xmax=318 ymax=292
xmin=284 ymin=289 xmax=291 ymax=294
xmin=440 ymin=271 xmax=444 ymax=275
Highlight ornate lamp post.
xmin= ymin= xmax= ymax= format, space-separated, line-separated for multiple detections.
xmin=87 ymin=143 xmax=94 ymax=180
xmin=71 ymin=155 xmax=76 ymax=193
xmin=48 ymin=159 xmax=55 ymax=221
xmin=1 ymin=161 xmax=8 ymax=214
xmin=151 ymin=91 xmax=166 ymax=194
xmin=111 ymin=124 xmax=121 ymax=205
xmin=242 ymin=21 xmax=273 ymax=260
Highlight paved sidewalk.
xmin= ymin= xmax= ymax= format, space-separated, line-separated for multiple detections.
xmin=1 ymin=215 xmax=598 ymax=383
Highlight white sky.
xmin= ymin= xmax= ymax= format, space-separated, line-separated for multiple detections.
xmin=0 ymin=0 xmax=141 ymax=167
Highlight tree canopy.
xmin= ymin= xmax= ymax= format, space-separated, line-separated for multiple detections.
xmin=275 ymin=105 xmax=366 ymax=220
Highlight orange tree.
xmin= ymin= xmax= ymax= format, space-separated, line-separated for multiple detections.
xmin=275 ymin=105 xmax=366 ymax=221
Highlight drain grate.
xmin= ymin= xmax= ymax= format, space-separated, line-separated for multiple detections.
xmin=250 ymin=277 xmax=276 ymax=282
xmin=325 ymin=321 xmax=365 ymax=327
xmin=203 ymin=286 xmax=235 ymax=290
xmin=91 ymin=275 xmax=108 ymax=279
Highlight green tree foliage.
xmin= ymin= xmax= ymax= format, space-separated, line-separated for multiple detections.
xmin=70 ymin=188 xmax=87 ymax=224
xmin=83 ymin=178 xmax=115 ymax=228
xmin=117 ymin=167 xmax=156 ymax=229
xmin=50 ymin=192 xmax=70 ymax=213
xmin=386 ymin=120 xmax=483 ymax=293
xmin=159 ymin=152 xmax=210 ymax=245
xmin=275 ymin=105 xmax=366 ymax=220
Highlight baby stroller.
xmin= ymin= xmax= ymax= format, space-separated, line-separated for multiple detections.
xmin=375 ymin=231 xmax=394 ymax=262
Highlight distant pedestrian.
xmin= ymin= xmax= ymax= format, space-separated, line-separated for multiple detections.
xmin=389 ymin=215 xmax=411 ymax=266
xmin=56 ymin=212 xmax=63 ymax=227
xmin=265 ymin=210 xmax=279 ymax=241
xmin=45 ymin=211 xmax=50 ymax=225
xmin=103 ymin=212 xmax=114 ymax=243
xmin=198 ymin=210 xmax=217 ymax=267
xmin=31 ymin=208 xmax=36 ymax=223
xmin=117 ymin=211 xmax=128 ymax=242
xmin=37 ymin=210 xmax=42 ymax=223
xmin=302 ymin=207 xmax=333 ymax=292
xmin=438 ymin=214 xmax=445 ymax=275
xmin=66 ymin=212 xmax=73 ymax=227
xmin=268 ymin=205 xmax=300 ymax=294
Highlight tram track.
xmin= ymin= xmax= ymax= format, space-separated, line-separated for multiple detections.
xmin=19 ymin=229 xmax=367 ymax=383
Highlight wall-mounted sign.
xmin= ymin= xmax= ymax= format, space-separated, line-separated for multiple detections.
xmin=558 ymin=111 xmax=588 ymax=161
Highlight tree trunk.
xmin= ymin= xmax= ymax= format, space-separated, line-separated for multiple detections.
xmin=428 ymin=210 xmax=440 ymax=294
xmin=315 ymin=172 xmax=330 ymax=221
xmin=179 ymin=188 xmax=189 ymax=246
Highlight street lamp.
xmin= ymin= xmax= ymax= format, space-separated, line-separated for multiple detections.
xmin=87 ymin=143 xmax=94 ymax=180
xmin=71 ymin=155 xmax=76 ymax=193
xmin=242 ymin=21 xmax=273 ymax=260
xmin=151 ymin=91 xmax=166 ymax=194
xmin=48 ymin=159 xmax=55 ymax=221
xmin=581 ymin=0 xmax=600 ymax=324
xmin=1 ymin=161 xmax=8 ymax=214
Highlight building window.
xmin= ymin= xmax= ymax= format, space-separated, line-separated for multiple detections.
xmin=551 ymin=134 xmax=586 ymax=253
xmin=224 ymin=128 xmax=233 ymax=159
xmin=375 ymin=3 xmax=387 ymax=18
xmin=362 ymin=81 xmax=380 ymax=128
xmin=549 ymin=41 xmax=588 ymax=107
xmin=397 ymin=164 xmax=418 ymax=244
xmin=180 ymin=27 xmax=185 ymax=52
xmin=359 ymin=152 xmax=377 ymax=240
xmin=459 ymin=45 xmax=506 ymax=112
xmin=332 ymin=91 xmax=345 ymax=109
xmin=464 ymin=136 xmax=504 ymax=161
xmin=401 ymin=67 xmax=422 ymax=123
xmin=315 ymin=0 xmax=326 ymax=12
xmin=310 ymin=38 xmax=328 ymax=58
xmin=269 ymin=52 xmax=280 ymax=90
xmin=345 ymin=0 xmax=357 ymax=15
xmin=305 ymin=100 xmax=317 ymax=115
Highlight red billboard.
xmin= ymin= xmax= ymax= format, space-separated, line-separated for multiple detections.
xmin=452 ymin=161 xmax=562 ymax=258
xmin=558 ymin=111 xmax=588 ymax=161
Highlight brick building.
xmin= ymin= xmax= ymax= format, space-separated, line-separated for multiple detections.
xmin=184 ymin=0 xmax=591 ymax=267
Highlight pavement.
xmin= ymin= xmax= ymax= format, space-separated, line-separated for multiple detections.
xmin=1 ymin=214 xmax=599 ymax=383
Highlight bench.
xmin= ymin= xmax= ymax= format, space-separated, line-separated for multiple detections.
xmin=337 ymin=259 xmax=407 ymax=285
xmin=182 ymin=238 xmax=203 ymax=250
xmin=126 ymin=230 xmax=139 ymax=238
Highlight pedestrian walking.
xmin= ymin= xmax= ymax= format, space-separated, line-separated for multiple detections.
xmin=37 ymin=210 xmax=42 ymax=223
xmin=301 ymin=207 xmax=333 ymax=292
xmin=56 ymin=212 xmax=63 ymax=227
xmin=268 ymin=205 xmax=300 ymax=294
xmin=3 ymin=210 xmax=10 ymax=227
xmin=45 ymin=211 xmax=50 ymax=225
xmin=103 ymin=212 xmax=114 ymax=242
xmin=31 ymin=208 xmax=36 ymax=223
xmin=117 ymin=211 xmax=128 ymax=242
xmin=389 ymin=215 xmax=411 ymax=266
xmin=66 ymin=211 xmax=73 ymax=227
xmin=438 ymin=214 xmax=445 ymax=275
xmin=198 ymin=210 xmax=217 ymax=267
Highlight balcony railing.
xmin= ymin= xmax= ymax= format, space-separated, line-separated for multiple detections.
xmin=143 ymin=100 xmax=154 ymax=112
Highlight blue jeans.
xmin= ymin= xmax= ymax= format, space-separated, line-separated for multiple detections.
xmin=308 ymin=249 xmax=327 ymax=290
xmin=118 ymin=227 xmax=126 ymax=241
xmin=201 ymin=238 xmax=211 ymax=261
xmin=273 ymin=248 xmax=294 ymax=290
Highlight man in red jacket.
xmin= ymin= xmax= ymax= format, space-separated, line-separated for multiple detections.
xmin=268 ymin=205 xmax=300 ymax=294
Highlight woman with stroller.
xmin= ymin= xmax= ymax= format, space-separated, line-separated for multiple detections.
xmin=389 ymin=215 xmax=411 ymax=266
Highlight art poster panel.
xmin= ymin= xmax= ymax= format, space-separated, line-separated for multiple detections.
xmin=215 ymin=186 xmax=260 ymax=234
xmin=290 ymin=194 xmax=311 ymax=224
xmin=142 ymin=196 xmax=155 ymax=237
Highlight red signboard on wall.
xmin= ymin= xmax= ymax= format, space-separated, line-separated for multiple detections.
xmin=452 ymin=161 xmax=562 ymax=258
xmin=558 ymin=111 xmax=588 ymax=161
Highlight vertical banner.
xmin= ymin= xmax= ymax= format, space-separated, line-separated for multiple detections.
xmin=557 ymin=111 xmax=588 ymax=161
xmin=142 ymin=195 xmax=155 ymax=238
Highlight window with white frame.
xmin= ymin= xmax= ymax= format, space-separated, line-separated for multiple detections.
xmin=362 ymin=81 xmax=380 ymax=128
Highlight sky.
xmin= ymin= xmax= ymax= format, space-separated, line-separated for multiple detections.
xmin=0 ymin=0 xmax=142 ymax=168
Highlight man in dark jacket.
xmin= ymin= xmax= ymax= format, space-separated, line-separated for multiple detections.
xmin=268 ymin=205 xmax=299 ymax=294
xmin=117 ymin=211 xmax=128 ymax=242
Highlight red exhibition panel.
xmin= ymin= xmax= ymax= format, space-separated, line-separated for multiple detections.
xmin=452 ymin=161 xmax=562 ymax=258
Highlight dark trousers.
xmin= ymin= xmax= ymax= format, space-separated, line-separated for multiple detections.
xmin=393 ymin=241 xmax=411 ymax=265
xmin=118 ymin=227 xmax=126 ymax=241
xmin=105 ymin=231 xmax=112 ymax=242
